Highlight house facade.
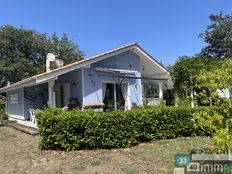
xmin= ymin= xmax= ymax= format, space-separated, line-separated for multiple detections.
xmin=0 ymin=43 xmax=171 ymax=120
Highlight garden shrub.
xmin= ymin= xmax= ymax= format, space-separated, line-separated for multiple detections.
xmin=0 ymin=109 xmax=8 ymax=120
xmin=36 ymin=106 xmax=217 ymax=150
xmin=0 ymin=99 xmax=8 ymax=120
xmin=0 ymin=99 xmax=5 ymax=109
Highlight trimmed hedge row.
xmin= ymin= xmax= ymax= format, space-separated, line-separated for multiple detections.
xmin=36 ymin=106 xmax=217 ymax=150
xmin=0 ymin=99 xmax=5 ymax=109
xmin=0 ymin=99 xmax=8 ymax=120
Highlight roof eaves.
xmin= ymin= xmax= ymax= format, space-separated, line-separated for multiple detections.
xmin=135 ymin=43 xmax=168 ymax=71
xmin=35 ymin=42 xmax=137 ymax=78
xmin=0 ymin=42 xmax=138 ymax=92
xmin=0 ymin=76 xmax=36 ymax=93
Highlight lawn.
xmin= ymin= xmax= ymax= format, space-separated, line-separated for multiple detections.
xmin=0 ymin=126 xmax=213 ymax=174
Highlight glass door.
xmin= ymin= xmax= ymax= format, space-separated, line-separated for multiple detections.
xmin=102 ymin=83 xmax=126 ymax=110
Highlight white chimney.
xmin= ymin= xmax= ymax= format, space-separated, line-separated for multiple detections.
xmin=46 ymin=53 xmax=64 ymax=72
xmin=54 ymin=58 xmax=64 ymax=68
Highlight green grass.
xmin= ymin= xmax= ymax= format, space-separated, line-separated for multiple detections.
xmin=121 ymin=166 xmax=138 ymax=174
xmin=0 ymin=126 xmax=214 ymax=174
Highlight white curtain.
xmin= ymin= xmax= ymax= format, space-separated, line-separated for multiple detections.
xmin=102 ymin=83 xmax=107 ymax=101
xmin=121 ymin=84 xmax=127 ymax=108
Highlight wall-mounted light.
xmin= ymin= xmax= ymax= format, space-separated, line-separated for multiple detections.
xmin=71 ymin=81 xmax=76 ymax=86
xmin=142 ymin=66 xmax=145 ymax=71
xmin=91 ymin=80 xmax=95 ymax=87
xmin=35 ymin=87 xmax=40 ymax=92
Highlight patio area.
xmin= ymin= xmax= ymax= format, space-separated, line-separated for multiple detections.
xmin=9 ymin=117 xmax=37 ymax=128
xmin=7 ymin=118 xmax=39 ymax=136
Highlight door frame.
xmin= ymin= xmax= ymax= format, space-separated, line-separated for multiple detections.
xmin=55 ymin=83 xmax=70 ymax=108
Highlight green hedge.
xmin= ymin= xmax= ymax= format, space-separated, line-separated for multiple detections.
xmin=36 ymin=106 xmax=217 ymax=150
xmin=0 ymin=99 xmax=8 ymax=120
xmin=0 ymin=109 xmax=8 ymax=120
xmin=0 ymin=99 xmax=5 ymax=109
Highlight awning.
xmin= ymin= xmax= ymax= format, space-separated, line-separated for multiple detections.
xmin=94 ymin=67 xmax=137 ymax=75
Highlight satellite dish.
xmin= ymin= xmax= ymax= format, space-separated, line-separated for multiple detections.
xmin=46 ymin=53 xmax=56 ymax=62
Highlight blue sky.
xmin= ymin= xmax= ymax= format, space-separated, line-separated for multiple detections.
xmin=0 ymin=0 xmax=231 ymax=66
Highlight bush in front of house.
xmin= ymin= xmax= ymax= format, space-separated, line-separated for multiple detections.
xmin=0 ymin=99 xmax=5 ymax=109
xmin=0 ymin=99 xmax=8 ymax=120
xmin=36 ymin=106 xmax=217 ymax=150
xmin=0 ymin=109 xmax=8 ymax=120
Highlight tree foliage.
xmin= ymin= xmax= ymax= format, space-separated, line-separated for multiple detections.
xmin=193 ymin=59 xmax=232 ymax=153
xmin=170 ymin=12 xmax=232 ymax=105
xmin=170 ymin=56 xmax=200 ymax=98
xmin=0 ymin=25 xmax=84 ymax=87
xmin=169 ymin=56 xmax=220 ymax=100
xmin=196 ymin=59 xmax=232 ymax=105
xmin=199 ymin=12 xmax=232 ymax=59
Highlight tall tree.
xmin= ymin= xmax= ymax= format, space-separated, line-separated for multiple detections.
xmin=169 ymin=56 xmax=221 ymax=105
xmin=46 ymin=33 xmax=84 ymax=65
xmin=0 ymin=25 xmax=84 ymax=87
xmin=199 ymin=12 xmax=232 ymax=58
